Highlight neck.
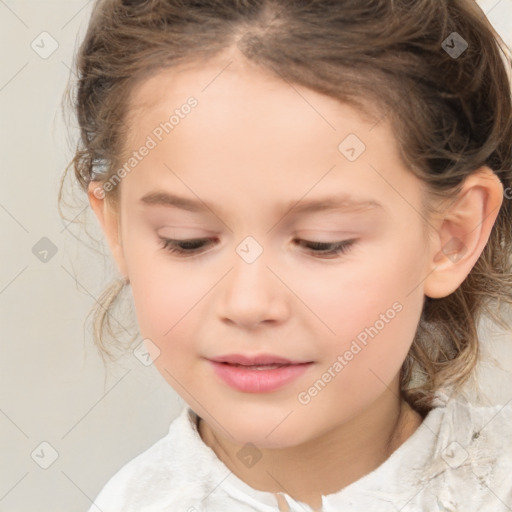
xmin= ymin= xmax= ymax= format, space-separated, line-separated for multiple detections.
xmin=198 ymin=387 xmax=423 ymax=510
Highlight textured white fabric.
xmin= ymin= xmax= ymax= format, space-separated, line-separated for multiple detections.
xmin=88 ymin=394 xmax=512 ymax=511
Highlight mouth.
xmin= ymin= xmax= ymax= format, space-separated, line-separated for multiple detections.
xmin=208 ymin=353 xmax=311 ymax=367
xmin=206 ymin=354 xmax=314 ymax=393
xmin=218 ymin=363 xmax=291 ymax=370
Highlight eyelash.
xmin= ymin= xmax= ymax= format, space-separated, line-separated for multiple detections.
xmin=158 ymin=237 xmax=356 ymax=259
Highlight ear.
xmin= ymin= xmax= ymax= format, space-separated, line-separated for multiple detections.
xmin=424 ymin=167 xmax=504 ymax=299
xmin=87 ymin=181 xmax=129 ymax=279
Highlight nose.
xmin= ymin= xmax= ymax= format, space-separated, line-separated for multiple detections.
xmin=217 ymin=250 xmax=290 ymax=330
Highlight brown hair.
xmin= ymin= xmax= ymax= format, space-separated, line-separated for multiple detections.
xmin=60 ymin=0 xmax=512 ymax=415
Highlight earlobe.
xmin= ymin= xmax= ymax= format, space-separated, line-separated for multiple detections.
xmin=87 ymin=181 xmax=129 ymax=279
xmin=423 ymin=167 xmax=503 ymax=299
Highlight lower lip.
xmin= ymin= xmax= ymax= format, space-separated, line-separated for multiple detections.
xmin=209 ymin=361 xmax=313 ymax=393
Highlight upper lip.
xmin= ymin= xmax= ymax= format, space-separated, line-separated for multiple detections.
xmin=208 ymin=354 xmax=312 ymax=365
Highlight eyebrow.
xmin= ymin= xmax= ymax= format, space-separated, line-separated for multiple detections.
xmin=139 ymin=191 xmax=383 ymax=216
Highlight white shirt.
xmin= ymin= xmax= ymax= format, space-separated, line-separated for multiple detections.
xmin=88 ymin=394 xmax=512 ymax=511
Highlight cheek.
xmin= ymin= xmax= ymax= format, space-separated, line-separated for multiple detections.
xmin=122 ymin=233 xmax=205 ymax=348
xmin=131 ymin=271 xmax=205 ymax=339
xmin=297 ymin=233 xmax=426 ymax=342
xmin=128 ymin=263 xmax=211 ymax=387
xmin=300 ymin=231 xmax=426 ymax=392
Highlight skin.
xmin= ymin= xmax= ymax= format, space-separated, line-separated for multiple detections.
xmin=88 ymin=49 xmax=504 ymax=509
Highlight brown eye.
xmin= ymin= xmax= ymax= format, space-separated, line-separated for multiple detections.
xmin=295 ymin=239 xmax=357 ymax=259
xmin=159 ymin=238 xmax=213 ymax=256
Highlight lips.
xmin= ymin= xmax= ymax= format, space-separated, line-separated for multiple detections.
xmin=207 ymin=354 xmax=313 ymax=393
xmin=209 ymin=353 xmax=309 ymax=366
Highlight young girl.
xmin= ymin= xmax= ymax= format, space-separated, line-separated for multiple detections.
xmin=63 ymin=0 xmax=512 ymax=510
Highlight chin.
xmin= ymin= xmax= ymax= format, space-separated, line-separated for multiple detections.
xmin=216 ymin=409 xmax=314 ymax=449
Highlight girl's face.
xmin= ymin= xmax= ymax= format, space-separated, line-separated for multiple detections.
xmin=107 ymin=55 xmax=434 ymax=448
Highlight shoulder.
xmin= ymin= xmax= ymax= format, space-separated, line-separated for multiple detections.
xmin=419 ymin=394 xmax=512 ymax=510
xmin=437 ymin=393 xmax=512 ymax=448
xmin=87 ymin=406 xmax=216 ymax=512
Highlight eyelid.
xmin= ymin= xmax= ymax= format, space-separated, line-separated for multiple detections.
xmin=294 ymin=238 xmax=357 ymax=258
xmin=158 ymin=236 xmax=358 ymax=259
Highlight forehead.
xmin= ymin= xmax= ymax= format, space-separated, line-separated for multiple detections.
xmin=125 ymin=51 xmax=383 ymax=138
xmin=118 ymin=52 xmax=422 ymax=224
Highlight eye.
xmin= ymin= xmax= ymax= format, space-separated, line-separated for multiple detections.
xmin=158 ymin=237 xmax=357 ymax=259
xmin=159 ymin=237 xmax=214 ymax=256
xmin=295 ymin=239 xmax=357 ymax=259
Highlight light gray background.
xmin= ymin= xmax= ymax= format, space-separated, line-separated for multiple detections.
xmin=0 ymin=1 xmax=511 ymax=511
